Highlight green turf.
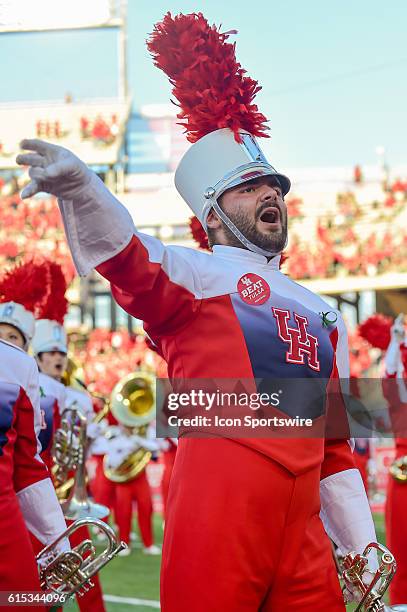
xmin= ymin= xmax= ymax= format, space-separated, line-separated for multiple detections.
xmin=64 ymin=512 xmax=387 ymax=610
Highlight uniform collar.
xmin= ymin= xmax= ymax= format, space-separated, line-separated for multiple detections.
xmin=212 ymin=245 xmax=281 ymax=270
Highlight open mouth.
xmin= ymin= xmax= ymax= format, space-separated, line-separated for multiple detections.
xmin=258 ymin=207 xmax=280 ymax=225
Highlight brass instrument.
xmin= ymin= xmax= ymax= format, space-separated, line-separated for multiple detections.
xmin=62 ymin=356 xmax=86 ymax=391
xmin=52 ymin=406 xmax=82 ymax=497
xmin=37 ymin=518 xmax=126 ymax=598
xmin=54 ymin=408 xmax=109 ymax=520
xmin=389 ymin=455 xmax=407 ymax=483
xmin=342 ymin=542 xmax=396 ymax=611
xmin=103 ymin=372 xmax=155 ymax=483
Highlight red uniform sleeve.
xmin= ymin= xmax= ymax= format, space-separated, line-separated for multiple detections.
xmin=97 ymin=233 xmax=202 ymax=335
xmin=13 ymin=387 xmax=49 ymax=493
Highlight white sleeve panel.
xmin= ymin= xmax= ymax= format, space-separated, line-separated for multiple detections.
xmin=58 ymin=172 xmax=135 ymax=276
xmin=26 ymin=358 xmax=43 ymax=458
xmin=335 ymin=314 xmax=350 ymax=378
xmin=320 ymin=468 xmax=376 ymax=556
xmin=17 ymin=478 xmax=67 ymax=545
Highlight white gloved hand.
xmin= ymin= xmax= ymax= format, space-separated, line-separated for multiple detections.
xmin=86 ymin=421 xmax=107 ymax=440
xmin=37 ymin=536 xmax=71 ymax=569
xmin=16 ymin=139 xmax=92 ymax=199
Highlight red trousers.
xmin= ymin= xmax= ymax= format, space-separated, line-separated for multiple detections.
xmin=386 ymin=474 xmax=407 ymax=604
xmin=30 ymin=523 xmax=106 ymax=612
xmin=91 ymin=455 xmax=116 ymax=516
xmin=161 ymin=438 xmax=345 ymax=612
xmin=0 ymin=495 xmax=44 ymax=611
xmin=161 ymin=447 xmax=177 ymax=519
xmin=114 ymin=471 xmax=153 ymax=547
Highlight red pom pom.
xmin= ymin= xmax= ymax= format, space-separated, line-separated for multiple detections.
xmin=147 ymin=12 xmax=269 ymax=143
xmin=189 ymin=216 xmax=210 ymax=250
xmin=357 ymin=314 xmax=392 ymax=350
xmin=0 ymin=259 xmax=49 ymax=316
xmin=39 ymin=262 xmax=68 ymax=324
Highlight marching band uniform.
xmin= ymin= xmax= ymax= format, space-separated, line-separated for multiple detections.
xmin=0 ymin=339 xmax=68 ymax=610
xmin=383 ymin=316 xmax=407 ymax=605
xmin=159 ymin=438 xmax=177 ymax=519
xmin=102 ymin=427 xmax=160 ymax=554
xmin=17 ymin=13 xmax=379 ymax=610
xmin=37 ymin=372 xmax=66 ymax=470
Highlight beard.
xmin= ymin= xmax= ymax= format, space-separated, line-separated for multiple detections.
xmin=221 ymin=206 xmax=288 ymax=254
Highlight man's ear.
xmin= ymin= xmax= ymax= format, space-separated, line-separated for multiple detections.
xmin=206 ymin=208 xmax=222 ymax=230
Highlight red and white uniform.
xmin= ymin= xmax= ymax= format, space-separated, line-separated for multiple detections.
xmin=0 ymin=340 xmax=67 ymax=609
xmin=102 ymin=427 xmax=158 ymax=547
xmin=37 ymin=372 xmax=66 ymax=470
xmin=384 ymin=335 xmax=407 ymax=605
xmin=57 ymin=172 xmax=377 ymax=611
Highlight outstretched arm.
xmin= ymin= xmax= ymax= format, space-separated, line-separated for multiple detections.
xmin=17 ymin=140 xmax=202 ymax=334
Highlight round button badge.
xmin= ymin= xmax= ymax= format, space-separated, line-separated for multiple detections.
xmin=237 ymin=273 xmax=271 ymax=306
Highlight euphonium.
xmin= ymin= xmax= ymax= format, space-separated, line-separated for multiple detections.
xmin=52 ymin=406 xmax=82 ymax=496
xmin=37 ymin=518 xmax=126 ymax=598
xmin=389 ymin=455 xmax=407 ymax=483
xmin=54 ymin=408 xmax=109 ymax=520
xmin=341 ymin=542 xmax=396 ymax=611
xmin=103 ymin=372 xmax=155 ymax=483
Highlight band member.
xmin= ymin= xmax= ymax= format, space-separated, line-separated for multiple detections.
xmin=31 ymin=270 xmax=106 ymax=612
xmin=0 ymin=338 xmax=68 ymax=610
xmin=383 ymin=314 xmax=407 ymax=605
xmin=17 ymin=13 xmax=379 ymax=610
xmin=102 ymin=424 xmax=161 ymax=556
xmin=0 ymin=260 xmax=65 ymax=471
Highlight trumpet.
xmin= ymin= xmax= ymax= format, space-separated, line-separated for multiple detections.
xmin=389 ymin=455 xmax=407 ymax=483
xmin=342 ymin=542 xmax=396 ymax=611
xmin=37 ymin=518 xmax=126 ymax=598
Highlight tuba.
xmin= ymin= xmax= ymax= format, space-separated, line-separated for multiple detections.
xmin=54 ymin=407 xmax=109 ymax=520
xmin=389 ymin=455 xmax=407 ymax=483
xmin=103 ymin=372 xmax=155 ymax=483
xmin=37 ymin=518 xmax=126 ymax=598
xmin=341 ymin=542 xmax=396 ymax=611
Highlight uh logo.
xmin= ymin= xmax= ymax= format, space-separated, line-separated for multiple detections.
xmin=272 ymin=307 xmax=321 ymax=372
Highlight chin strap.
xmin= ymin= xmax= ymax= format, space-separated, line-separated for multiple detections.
xmin=210 ymin=200 xmax=287 ymax=258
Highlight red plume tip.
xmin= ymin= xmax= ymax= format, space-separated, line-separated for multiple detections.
xmin=147 ymin=12 xmax=270 ymax=143
xmin=38 ymin=262 xmax=68 ymax=324
xmin=189 ymin=216 xmax=210 ymax=251
xmin=0 ymin=259 xmax=49 ymax=316
xmin=357 ymin=314 xmax=392 ymax=350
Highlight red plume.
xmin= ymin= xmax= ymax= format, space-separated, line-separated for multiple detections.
xmin=38 ymin=262 xmax=68 ymax=324
xmin=189 ymin=216 xmax=210 ymax=251
xmin=147 ymin=12 xmax=269 ymax=143
xmin=357 ymin=314 xmax=392 ymax=350
xmin=0 ymin=260 xmax=49 ymax=316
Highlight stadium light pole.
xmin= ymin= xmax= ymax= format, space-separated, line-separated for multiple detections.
xmin=118 ymin=0 xmax=128 ymax=101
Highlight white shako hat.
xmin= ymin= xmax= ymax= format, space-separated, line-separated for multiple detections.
xmin=0 ymin=301 xmax=35 ymax=345
xmin=148 ymin=12 xmax=291 ymax=257
xmin=0 ymin=260 xmax=50 ymax=347
xmin=32 ymin=319 xmax=68 ymax=355
xmin=175 ymin=127 xmax=291 ymax=229
xmin=32 ymin=262 xmax=69 ymax=355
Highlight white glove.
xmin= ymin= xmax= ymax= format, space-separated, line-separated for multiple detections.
xmin=16 ymin=139 xmax=92 ymax=199
xmin=37 ymin=536 xmax=71 ymax=569
xmin=86 ymin=421 xmax=107 ymax=440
